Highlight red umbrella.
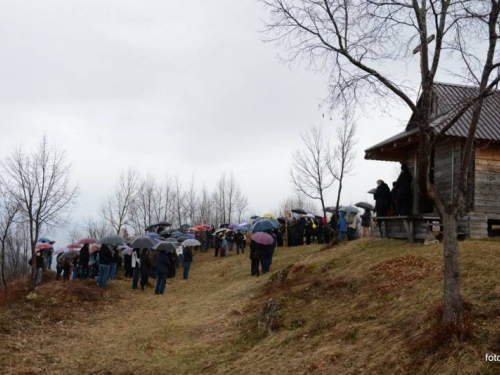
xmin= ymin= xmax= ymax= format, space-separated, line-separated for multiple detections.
xmin=193 ymin=225 xmax=207 ymax=230
xmin=67 ymin=243 xmax=82 ymax=249
xmin=90 ymin=244 xmax=100 ymax=253
xmin=78 ymin=238 xmax=96 ymax=245
xmin=35 ymin=243 xmax=53 ymax=250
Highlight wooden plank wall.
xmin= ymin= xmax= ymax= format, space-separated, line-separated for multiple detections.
xmin=433 ymin=140 xmax=462 ymax=209
xmin=474 ymin=145 xmax=500 ymax=218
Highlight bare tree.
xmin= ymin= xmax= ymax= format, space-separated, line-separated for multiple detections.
xmin=236 ymin=195 xmax=249 ymax=223
xmin=67 ymin=223 xmax=83 ymax=244
xmin=130 ymin=174 xmax=156 ymax=234
xmin=197 ymin=186 xmax=213 ymax=225
xmin=290 ymin=125 xmax=336 ymax=217
xmin=83 ymin=216 xmax=111 ymax=240
xmin=1 ymin=136 xmax=78 ymax=284
xmin=0 ymin=186 xmax=19 ymax=292
xmin=185 ymin=176 xmax=198 ymax=225
xmin=261 ymin=0 xmax=500 ymax=326
xmin=173 ymin=176 xmax=185 ymax=227
xmin=329 ymin=112 xmax=357 ymax=212
xmin=101 ymin=169 xmax=139 ymax=235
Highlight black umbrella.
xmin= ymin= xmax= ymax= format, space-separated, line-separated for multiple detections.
xmin=146 ymin=221 xmax=172 ymax=231
xmin=98 ymin=235 xmax=126 ymax=246
xmin=368 ymin=188 xmax=377 ymax=194
xmin=129 ymin=235 xmax=156 ymax=249
xmin=291 ymin=208 xmax=307 ymax=215
xmin=250 ymin=215 xmax=260 ymax=220
xmin=277 ymin=217 xmax=286 ymax=224
xmin=220 ymin=223 xmax=229 ymax=228
xmin=355 ymin=202 xmax=374 ymax=211
xmin=153 ymin=242 xmax=176 ymax=253
xmin=325 ymin=207 xmax=336 ymax=213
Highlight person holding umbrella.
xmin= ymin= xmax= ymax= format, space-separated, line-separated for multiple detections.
xmin=250 ymin=232 xmax=274 ymax=276
xmin=361 ymin=208 xmax=372 ymax=237
xmin=214 ymin=232 xmax=222 ymax=257
xmin=183 ymin=245 xmax=194 ymax=279
xmin=97 ymin=244 xmax=113 ymax=288
xmin=110 ymin=247 xmax=120 ymax=280
xmin=29 ymin=250 xmax=45 ymax=286
xmin=140 ymin=249 xmax=151 ymax=291
xmin=155 ymin=249 xmax=170 ymax=295
xmin=338 ymin=211 xmax=347 ymax=241
xmin=131 ymin=248 xmax=141 ymax=289
xmin=79 ymin=244 xmax=90 ymax=279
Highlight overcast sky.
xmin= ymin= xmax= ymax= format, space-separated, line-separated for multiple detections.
xmin=0 ymin=1 xmax=414 ymax=243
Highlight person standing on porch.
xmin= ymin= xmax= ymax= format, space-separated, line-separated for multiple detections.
xmin=374 ymin=179 xmax=391 ymax=217
xmin=395 ymin=164 xmax=413 ymax=216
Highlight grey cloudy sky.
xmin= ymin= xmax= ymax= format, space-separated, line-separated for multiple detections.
xmin=0 ymin=1 xmax=412 ymax=242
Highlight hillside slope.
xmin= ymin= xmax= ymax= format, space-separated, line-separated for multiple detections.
xmin=2 ymin=238 xmax=500 ymax=374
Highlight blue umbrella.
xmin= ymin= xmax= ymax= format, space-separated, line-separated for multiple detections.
xmin=252 ymin=219 xmax=278 ymax=233
xmin=237 ymin=223 xmax=251 ymax=232
xmin=37 ymin=238 xmax=51 ymax=243
xmin=186 ymin=233 xmax=195 ymax=239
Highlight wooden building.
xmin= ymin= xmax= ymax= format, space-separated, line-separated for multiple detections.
xmin=365 ymin=82 xmax=500 ymax=240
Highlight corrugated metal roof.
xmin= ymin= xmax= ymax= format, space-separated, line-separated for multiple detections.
xmin=365 ymin=82 xmax=500 ymax=158
xmin=365 ymin=128 xmax=418 ymax=152
xmin=422 ymin=82 xmax=500 ymax=140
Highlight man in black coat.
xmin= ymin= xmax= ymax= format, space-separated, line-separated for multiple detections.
xmin=155 ymin=250 xmax=171 ymax=295
xmin=395 ymin=164 xmax=413 ymax=215
xmin=79 ymin=244 xmax=90 ymax=279
xmin=374 ymin=179 xmax=391 ymax=217
xmin=249 ymin=239 xmax=267 ymax=276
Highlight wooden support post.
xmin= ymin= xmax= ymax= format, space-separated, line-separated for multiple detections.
xmin=381 ymin=220 xmax=387 ymax=238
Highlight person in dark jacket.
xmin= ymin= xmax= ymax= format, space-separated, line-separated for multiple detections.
xmin=124 ymin=253 xmax=132 ymax=278
xmin=183 ymin=246 xmax=193 ymax=279
xmin=72 ymin=256 xmax=80 ymax=280
xmin=374 ymin=179 xmax=391 ymax=217
xmin=214 ymin=233 xmax=222 ymax=257
xmin=79 ymin=244 xmax=90 ymax=279
xmin=305 ymin=219 xmax=314 ymax=245
xmin=226 ymin=230 xmax=235 ymax=252
xmin=249 ymin=240 xmax=267 ymax=276
xmin=97 ymin=244 xmax=113 ymax=288
xmin=263 ymin=231 xmax=276 ymax=274
xmin=360 ymin=208 xmax=372 ymax=237
xmin=155 ymin=249 xmax=170 ymax=295
xmin=140 ymin=249 xmax=151 ymax=290
xmin=395 ymin=164 xmax=413 ymax=215
xmin=110 ymin=248 xmax=120 ymax=280
xmin=56 ymin=253 xmax=64 ymax=280
xmin=29 ymin=252 xmax=45 ymax=286
xmin=235 ymin=231 xmax=245 ymax=255
xmin=167 ymin=250 xmax=176 ymax=279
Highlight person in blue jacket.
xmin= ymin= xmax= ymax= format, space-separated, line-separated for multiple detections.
xmin=338 ymin=211 xmax=347 ymax=241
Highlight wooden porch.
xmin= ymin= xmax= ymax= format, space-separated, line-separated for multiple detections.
xmin=374 ymin=215 xmax=470 ymax=243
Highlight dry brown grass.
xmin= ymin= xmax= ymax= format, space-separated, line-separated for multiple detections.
xmin=1 ymin=238 xmax=500 ymax=374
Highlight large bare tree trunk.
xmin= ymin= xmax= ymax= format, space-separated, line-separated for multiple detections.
xmin=441 ymin=213 xmax=462 ymax=325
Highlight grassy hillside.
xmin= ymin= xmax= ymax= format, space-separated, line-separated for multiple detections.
xmin=2 ymin=238 xmax=500 ymax=374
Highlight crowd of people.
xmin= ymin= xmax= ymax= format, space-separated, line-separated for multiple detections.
xmin=32 ymin=186 xmax=408 ymax=291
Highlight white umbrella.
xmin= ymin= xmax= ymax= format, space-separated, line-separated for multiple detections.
xmin=182 ymin=239 xmax=201 ymax=247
